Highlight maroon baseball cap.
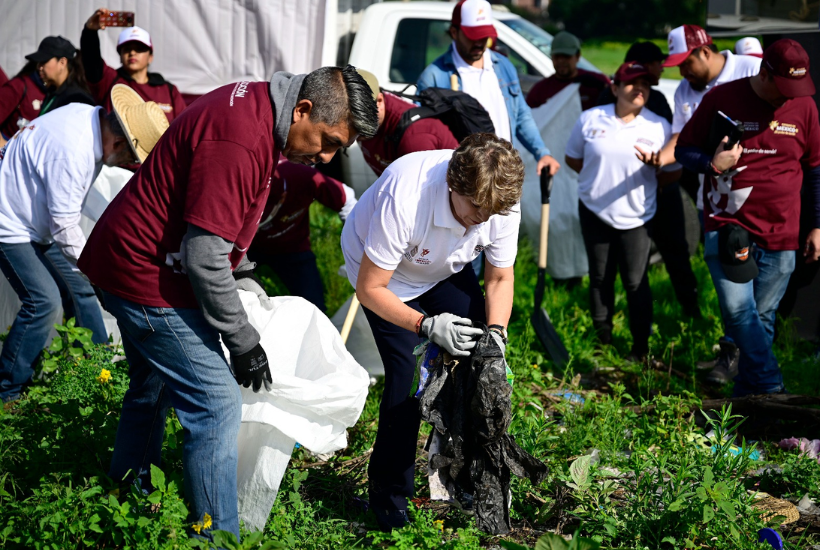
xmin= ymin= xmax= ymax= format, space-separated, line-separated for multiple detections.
xmin=763 ymin=39 xmax=815 ymax=98
xmin=614 ymin=61 xmax=659 ymax=86
xmin=663 ymin=25 xmax=712 ymax=67
xmin=452 ymin=0 xmax=497 ymax=42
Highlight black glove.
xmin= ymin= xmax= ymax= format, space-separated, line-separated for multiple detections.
xmin=231 ymin=343 xmax=272 ymax=393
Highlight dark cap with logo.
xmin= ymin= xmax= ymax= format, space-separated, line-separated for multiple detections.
xmin=763 ymin=39 xmax=815 ymax=98
xmin=718 ymin=224 xmax=758 ymax=284
xmin=25 ymin=36 xmax=77 ymax=63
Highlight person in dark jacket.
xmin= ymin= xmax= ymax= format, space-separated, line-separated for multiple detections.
xmin=0 ymin=61 xmax=46 ymax=145
xmin=81 ymin=8 xmax=186 ymax=123
xmin=24 ymin=36 xmax=95 ymax=117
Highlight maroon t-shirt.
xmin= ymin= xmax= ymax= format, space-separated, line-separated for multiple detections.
xmin=0 ymin=66 xmax=8 ymax=87
xmin=251 ymin=159 xmax=347 ymax=255
xmin=359 ymin=92 xmax=459 ymax=176
xmin=90 ymin=65 xmax=188 ymax=124
xmin=0 ymin=74 xmax=46 ymax=138
xmin=526 ymin=69 xmax=611 ymax=112
xmin=79 ymin=81 xmax=276 ymax=308
xmin=678 ymin=78 xmax=820 ymax=250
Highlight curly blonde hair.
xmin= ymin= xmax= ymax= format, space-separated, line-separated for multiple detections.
xmin=446 ymin=133 xmax=524 ymax=216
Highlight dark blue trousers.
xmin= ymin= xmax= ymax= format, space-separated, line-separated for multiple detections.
xmin=248 ymin=250 xmax=326 ymax=312
xmin=362 ymin=267 xmax=486 ymax=514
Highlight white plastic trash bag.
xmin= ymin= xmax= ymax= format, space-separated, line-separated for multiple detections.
xmin=514 ymin=83 xmax=588 ymax=280
xmin=330 ymin=294 xmax=385 ymax=377
xmin=226 ymin=291 xmax=370 ymax=532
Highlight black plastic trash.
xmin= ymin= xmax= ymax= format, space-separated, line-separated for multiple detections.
xmin=419 ymin=329 xmax=548 ymax=534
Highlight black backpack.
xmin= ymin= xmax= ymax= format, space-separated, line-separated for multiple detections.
xmin=389 ymin=87 xmax=496 ymax=144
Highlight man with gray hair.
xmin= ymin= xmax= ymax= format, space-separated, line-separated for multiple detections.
xmin=78 ymin=65 xmax=378 ymax=541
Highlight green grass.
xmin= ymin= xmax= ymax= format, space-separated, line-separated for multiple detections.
xmin=1 ymin=202 xmax=819 ymax=549
xmin=582 ymin=37 xmax=755 ymax=80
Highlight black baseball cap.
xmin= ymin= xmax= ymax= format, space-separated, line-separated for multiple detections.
xmin=624 ymin=42 xmax=667 ymax=64
xmin=25 ymin=36 xmax=76 ymax=63
xmin=718 ymin=224 xmax=758 ymax=284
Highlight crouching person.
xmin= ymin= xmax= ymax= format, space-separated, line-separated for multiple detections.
xmin=0 ymin=92 xmax=161 ymax=404
xmin=340 ymin=133 xmax=522 ymax=529
xmin=77 ymin=66 xmax=377 ymax=540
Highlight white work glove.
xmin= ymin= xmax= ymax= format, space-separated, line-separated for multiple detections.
xmin=234 ymin=271 xmax=273 ymax=311
xmin=421 ymin=313 xmax=483 ymax=357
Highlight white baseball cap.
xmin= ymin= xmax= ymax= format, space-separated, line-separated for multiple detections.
xmin=117 ymin=26 xmax=152 ymax=51
xmin=735 ymin=37 xmax=763 ymax=58
xmin=451 ymin=0 xmax=497 ymax=41
xmin=663 ymin=24 xmax=712 ymax=67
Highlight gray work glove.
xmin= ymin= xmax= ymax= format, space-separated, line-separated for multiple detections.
xmin=421 ymin=313 xmax=483 ymax=357
xmin=234 ymin=270 xmax=273 ymax=311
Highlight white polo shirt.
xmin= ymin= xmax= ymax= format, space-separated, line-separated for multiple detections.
xmin=341 ymin=149 xmax=520 ymax=301
xmin=672 ymin=51 xmax=761 ymax=210
xmin=566 ymin=104 xmax=672 ymax=230
xmin=452 ymin=44 xmax=512 ymax=142
xmin=0 ymin=104 xmax=104 ymax=260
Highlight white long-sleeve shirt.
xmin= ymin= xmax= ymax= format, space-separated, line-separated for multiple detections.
xmin=0 ymin=104 xmax=104 ymax=267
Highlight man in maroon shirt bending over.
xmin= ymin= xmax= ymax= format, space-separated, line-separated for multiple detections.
xmin=81 ymin=8 xmax=187 ymax=124
xmin=527 ymin=31 xmax=611 ymax=112
xmin=78 ymin=66 xmax=378 ymax=541
xmin=249 ymin=158 xmax=357 ymax=313
xmin=356 ymin=69 xmax=459 ymax=176
xmin=676 ymin=39 xmax=820 ymax=397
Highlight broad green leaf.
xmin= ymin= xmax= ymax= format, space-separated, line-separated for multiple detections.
xmin=668 ymin=499 xmax=683 ymax=512
xmin=703 ymin=466 xmax=714 ymax=488
xmin=534 ymin=533 xmax=570 ymax=550
xmin=147 ymin=490 xmax=161 ymax=505
xmin=150 ymin=464 xmax=166 ymax=492
xmin=717 ymin=499 xmax=736 ymax=518
xmin=67 ymin=317 xmax=76 ymax=328
xmin=211 ymin=530 xmax=240 ymax=550
xmin=702 ymin=504 xmax=715 ymax=523
xmin=569 ymin=455 xmax=592 ymax=488
xmin=661 ymin=536 xmax=677 ymax=544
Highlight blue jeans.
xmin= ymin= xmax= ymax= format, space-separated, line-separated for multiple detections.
xmin=703 ymin=231 xmax=794 ymax=396
xmin=103 ymin=292 xmax=242 ymax=540
xmin=0 ymin=241 xmax=107 ymax=402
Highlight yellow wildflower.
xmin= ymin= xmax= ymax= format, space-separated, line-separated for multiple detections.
xmin=96 ymin=368 xmax=112 ymax=384
xmin=192 ymin=522 xmax=202 ymax=534
xmin=433 ymin=519 xmax=444 ymax=532
xmin=531 ymin=363 xmax=538 ymax=369
xmin=203 ymin=513 xmax=212 ymax=530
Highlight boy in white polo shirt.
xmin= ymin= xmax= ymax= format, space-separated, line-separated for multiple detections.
xmin=341 ymin=134 xmax=523 ymax=530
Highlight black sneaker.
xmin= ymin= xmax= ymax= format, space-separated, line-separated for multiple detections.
xmin=706 ymin=338 xmax=739 ymax=385
xmin=373 ymin=507 xmax=409 ymax=531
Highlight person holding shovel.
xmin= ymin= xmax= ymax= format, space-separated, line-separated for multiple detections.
xmin=341 ymin=133 xmax=522 ymax=530
xmin=565 ymin=61 xmax=680 ymax=363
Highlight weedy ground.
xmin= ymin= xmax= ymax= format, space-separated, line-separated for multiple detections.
xmin=1 ymin=203 xmax=819 ymax=549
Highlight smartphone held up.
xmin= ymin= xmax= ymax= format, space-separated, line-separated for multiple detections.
xmin=100 ymin=11 xmax=135 ymax=27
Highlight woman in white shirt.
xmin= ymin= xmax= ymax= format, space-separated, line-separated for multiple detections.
xmin=565 ymin=61 xmax=680 ymax=361
xmin=341 ymin=133 xmax=523 ymax=529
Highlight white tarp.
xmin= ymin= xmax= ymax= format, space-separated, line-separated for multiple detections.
xmin=0 ymin=0 xmax=327 ymax=95
xmin=515 ymin=83 xmax=588 ymax=280
xmin=230 ymin=291 xmax=370 ymax=532
xmin=0 ymin=165 xmax=132 ymax=348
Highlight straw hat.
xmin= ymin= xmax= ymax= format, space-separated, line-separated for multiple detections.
xmin=110 ymin=84 xmax=170 ymax=163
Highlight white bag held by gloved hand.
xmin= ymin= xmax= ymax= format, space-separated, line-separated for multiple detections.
xmin=224 ymin=291 xmax=370 ymax=532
